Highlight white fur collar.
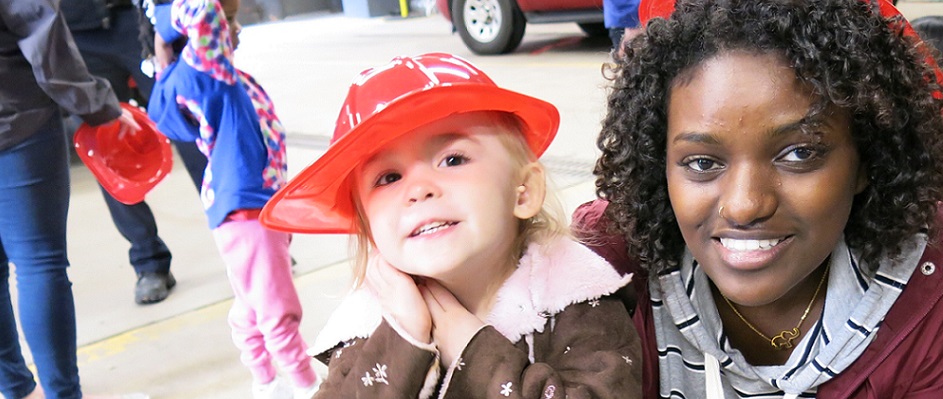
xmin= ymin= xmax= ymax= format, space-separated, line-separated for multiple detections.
xmin=310 ymin=237 xmax=631 ymax=355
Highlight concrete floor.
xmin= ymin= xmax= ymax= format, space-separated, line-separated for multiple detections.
xmin=11 ymin=2 xmax=943 ymax=397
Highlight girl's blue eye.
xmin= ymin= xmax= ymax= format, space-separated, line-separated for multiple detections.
xmin=375 ymin=172 xmax=401 ymax=187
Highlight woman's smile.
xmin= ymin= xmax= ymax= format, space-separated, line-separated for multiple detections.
xmin=713 ymin=236 xmax=792 ymax=272
xmin=718 ymin=237 xmax=784 ymax=251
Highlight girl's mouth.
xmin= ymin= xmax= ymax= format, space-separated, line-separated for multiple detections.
xmin=409 ymin=221 xmax=458 ymax=237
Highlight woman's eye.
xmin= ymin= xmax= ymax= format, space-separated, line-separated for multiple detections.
xmin=375 ymin=172 xmax=401 ymax=187
xmin=781 ymin=146 xmax=817 ymax=162
xmin=685 ymin=157 xmax=721 ymax=172
xmin=439 ymin=154 xmax=468 ymax=167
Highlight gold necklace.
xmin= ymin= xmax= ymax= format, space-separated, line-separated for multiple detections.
xmin=721 ymin=264 xmax=829 ymax=351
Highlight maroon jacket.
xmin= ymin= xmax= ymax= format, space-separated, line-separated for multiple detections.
xmin=573 ymin=199 xmax=943 ymax=398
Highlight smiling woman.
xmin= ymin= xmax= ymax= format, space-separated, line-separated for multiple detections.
xmin=575 ymin=0 xmax=943 ymax=398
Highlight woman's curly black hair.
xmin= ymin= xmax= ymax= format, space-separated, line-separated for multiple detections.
xmin=596 ymin=0 xmax=943 ymax=274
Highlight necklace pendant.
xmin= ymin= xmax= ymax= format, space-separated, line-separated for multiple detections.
xmin=771 ymin=328 xmax=801 ymax=350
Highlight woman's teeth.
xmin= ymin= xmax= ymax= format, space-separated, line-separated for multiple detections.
xmin=719 ymin=238 xmax=782 ymax=251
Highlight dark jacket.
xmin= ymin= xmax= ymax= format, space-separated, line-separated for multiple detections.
xmin=60 ymin=0 xmax=111 ymax=31
xmin=311 ymin=238 xmax=643 ymax=398
xmin=572 ymin=199 xmax=943 ymax=398
xmin=0 ymin=0 xmax=120 ymax=151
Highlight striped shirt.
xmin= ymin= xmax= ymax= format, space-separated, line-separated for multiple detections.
xmin=652 ymin=236 xmax=925 ymax=398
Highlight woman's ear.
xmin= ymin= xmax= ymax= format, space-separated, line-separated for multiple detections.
xmin=513 ymin=162 xmax=546 ymax=220
xmin=855 ymin=162 xmax=869 ymax=194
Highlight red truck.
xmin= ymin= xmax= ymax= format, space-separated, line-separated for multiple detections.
xmin=436 ymin=0 xmax=605 ymax=54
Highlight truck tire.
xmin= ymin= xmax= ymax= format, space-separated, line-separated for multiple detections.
xmin=453 ymin=0 xmax=526 ymax=55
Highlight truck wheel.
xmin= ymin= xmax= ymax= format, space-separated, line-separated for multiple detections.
xmin=453 ymin=0 xmax=525 ymax=55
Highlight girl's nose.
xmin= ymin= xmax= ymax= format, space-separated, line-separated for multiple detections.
xmin=718 ymin=167 xmax=777 ymax=226
xmin=408 ymin=187 xmax=435 ymax=203
xmin=405 ymin=170 xmax=440 ymax=204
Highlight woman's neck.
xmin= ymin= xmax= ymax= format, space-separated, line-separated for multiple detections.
xmin=713 ymin=262 xmax=829 ymax=366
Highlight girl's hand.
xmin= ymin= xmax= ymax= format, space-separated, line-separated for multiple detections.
xmin=364 ymin=254 xmax=432 ymax=344
xmin=421 ymin=281 xmax=485 ymax=365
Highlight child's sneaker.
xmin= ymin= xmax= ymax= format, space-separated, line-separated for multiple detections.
xmin=252 ymin=377 xmax=292 ymax=399
xmin=293 ymin=378 xmax=322 ymax=399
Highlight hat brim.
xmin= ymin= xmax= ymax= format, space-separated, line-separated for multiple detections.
xmin=261 ymin=84 xmax=559 ymax=234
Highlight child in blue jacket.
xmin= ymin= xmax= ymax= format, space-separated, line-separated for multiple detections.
xmin=147 ymin=0 xmax=319 ymax=397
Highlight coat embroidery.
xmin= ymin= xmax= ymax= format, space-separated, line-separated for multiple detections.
xmin=362 ymin=363 xmax=390 ymax=386
xmin=623 ymin=355 xmax=633 ymax=365
xmin=501 ymin=382 xmax=514 ymax=396
xmin=544 ymin=385 xmax=556 ymax=398
xmin=456 ymin=358 xmax=465 ymax=371
xmin=373 ymin=363 xmax=389 ymax=383
xmin=588 ymin=298 xmax=601 ymax=307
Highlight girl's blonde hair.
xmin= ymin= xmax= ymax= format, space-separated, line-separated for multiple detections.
xmin=348 ymin=111 xmax=568 ymax=287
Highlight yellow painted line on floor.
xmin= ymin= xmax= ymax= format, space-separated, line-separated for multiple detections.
xmin=75 ymin=258 xmax=355 ymax=366
xmin=77 ymin=299 xmax=232 ymax=365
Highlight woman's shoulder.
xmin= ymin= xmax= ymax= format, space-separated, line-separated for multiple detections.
xmin=571 ymin=199 xmax=641 ymax=277
xmin=823 ymin=228 xmax=943 ymax=396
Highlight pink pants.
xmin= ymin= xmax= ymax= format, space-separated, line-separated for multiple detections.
xmin=213 ymin=219 xmax=317 ymax=388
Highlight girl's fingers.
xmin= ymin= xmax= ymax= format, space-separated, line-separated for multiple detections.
xmin=425 ymin=281 xmax=457 ymax=307
xmin=422 ymin=281 xmax=465 ymax=320
xmin=365 ymin=255 xmax=404 ymax=291
xmin=419 ymin=283 xmax=443 ymax=315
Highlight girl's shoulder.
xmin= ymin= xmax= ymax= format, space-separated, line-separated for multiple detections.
xmin=486 ymin=237 xmax=633 ymax=342
xmin=309 ymin=287 xmax=382 ymax=359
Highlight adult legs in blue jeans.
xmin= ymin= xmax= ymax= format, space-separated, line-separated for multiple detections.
xmin=0 ymin=117 xmax=81 ymax=399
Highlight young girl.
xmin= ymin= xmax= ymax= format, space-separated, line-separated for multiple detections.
xmin=146 ymin=0 xmax=320 ymax=398
xmin=576 ymin=0 xmax=943 ymax=397
xmin=260 ymin=53 xmax=642 ymax=398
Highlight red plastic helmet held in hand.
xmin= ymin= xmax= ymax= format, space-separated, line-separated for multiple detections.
xmin=74 ymin=103 xmax=174 ymax=205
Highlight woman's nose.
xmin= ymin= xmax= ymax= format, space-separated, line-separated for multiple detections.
xmin=718 ymin=166 xmax=777 ymax=226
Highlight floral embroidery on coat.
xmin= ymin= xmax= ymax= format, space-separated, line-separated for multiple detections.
xmin=500 ymin=382 xmax=513 ymax=396
xmin=361 ymin=363 xmax=390 ymax=387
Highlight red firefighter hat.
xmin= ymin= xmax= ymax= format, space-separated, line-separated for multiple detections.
xmin=74 ymin=103 xmax=174 ymax=205
xmin=260 ymin=52 xmax=560 ymax=234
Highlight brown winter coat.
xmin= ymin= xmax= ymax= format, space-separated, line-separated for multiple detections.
xmin=311 ymin=238 xmax=643 ymax=398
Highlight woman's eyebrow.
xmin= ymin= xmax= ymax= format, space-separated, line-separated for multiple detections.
xmin=672 ymin=115 xmax=821 ymax=145
xmin=671 ymin=131 xmax=719 ymax=145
